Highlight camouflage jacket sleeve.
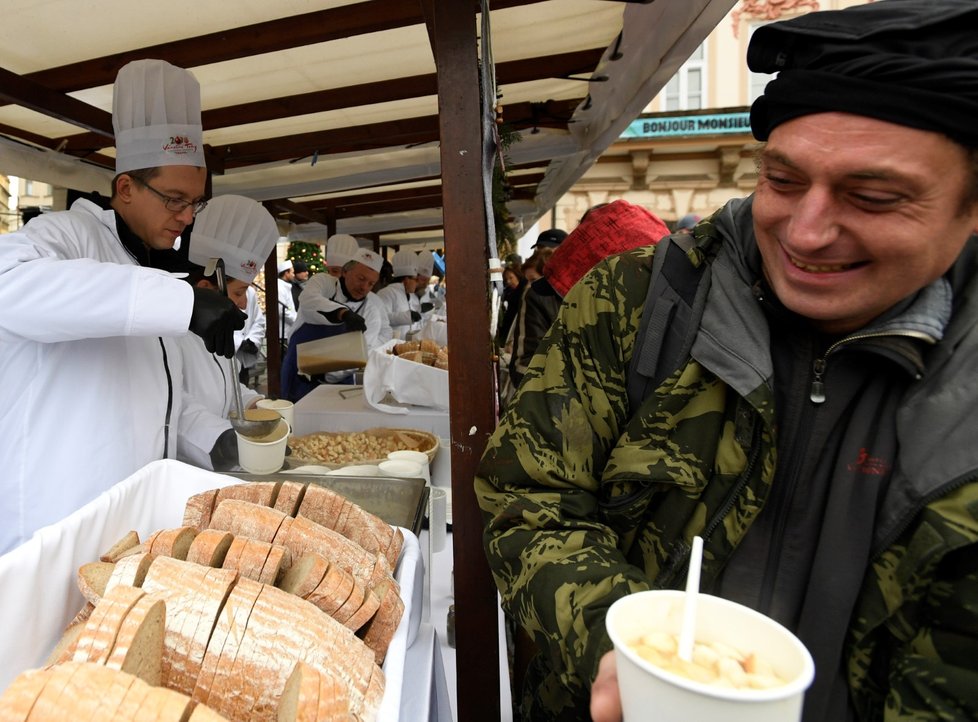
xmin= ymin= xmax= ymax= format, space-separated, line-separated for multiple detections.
xmin=475 ymin=248 xmax=657 ymax=701
xmin=849 ymin=485 xmax=978 ymax=720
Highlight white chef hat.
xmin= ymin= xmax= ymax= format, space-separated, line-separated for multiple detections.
xmin=416 ymin=249 xmax=435 ymax=276
xmin=391 ymin=249 xmax=420 ymax=277
xmin=326 ymin=234 xmax=360 ymax=267
xmin=113 ymin=59 xmax=206 ymax=174
xmin=351 ymin=248 xmax=383 ymax=273
xmin=188 ymin=195 xmax=278 ymax=284
xmin=277 ymin=260 xmax=294 ymax=275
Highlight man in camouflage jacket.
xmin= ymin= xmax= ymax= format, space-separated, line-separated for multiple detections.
xmin=475 ymin=3 xmax=978 ymax=720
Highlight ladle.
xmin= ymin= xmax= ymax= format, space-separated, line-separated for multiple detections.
xmin=207 ymin=258 xmax=281 ymax=438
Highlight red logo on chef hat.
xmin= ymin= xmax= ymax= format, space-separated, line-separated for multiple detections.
xmin=163 ymin=135 xmax=199 ymax=155
xmin=240 ymin=260 xmax=258 ymax=276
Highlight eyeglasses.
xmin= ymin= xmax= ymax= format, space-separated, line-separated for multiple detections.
xmin=132 ymin=176 xmax=208 ymax=216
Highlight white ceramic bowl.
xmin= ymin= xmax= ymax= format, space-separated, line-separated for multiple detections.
xmin=387 ymin=449 xmax=430 ymax=465
xmin=327 ymin=464 xmax=383 ymax=476
xmin=235 ymin=419 xmax=290 ymax=475
xmin=378 ymin=459 xmax=425 ymax=478
xmin=606 ymin=590 xmax=814 ymax=722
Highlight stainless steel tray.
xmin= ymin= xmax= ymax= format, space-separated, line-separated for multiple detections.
xmin=219 ymin=471 xmax=428 ymax=537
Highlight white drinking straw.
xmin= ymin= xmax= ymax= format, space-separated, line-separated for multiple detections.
xmin=677 ymin=535 xmax=704 ymax=662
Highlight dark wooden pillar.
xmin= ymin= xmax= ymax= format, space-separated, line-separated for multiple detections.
xmin=263 ymin=251 xmax=281 ymax=398
xmin=433 ymin=1 xmax=502 ymax=720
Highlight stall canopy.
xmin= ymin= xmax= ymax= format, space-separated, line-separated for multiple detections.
xmin=0 ymin=0 xmax=736 ymax=248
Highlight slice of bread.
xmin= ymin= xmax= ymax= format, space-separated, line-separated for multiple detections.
xmin=272 ymin=481 xmax=307 ymax=517
xmin=185 ymin=530 xmax=234 ymax=568
xmin=105 ymin=552 xmax=155 ymax=597
xmin=142 ymin=557 xmax=238 ymax=697
xmin=0 ymin=666 xmax=48 ymax=720
xmin=71 ymin=584 xmax=146 ymax=666
xmin=105 ymin=591 xmax=166 ymax=686
xmin=194 ymin=577 xmax=262 ymax=717
xmin=146 ymin=527 xmax=198 ymax=561
xmin=99 ymin=530 xmax=141 ymax=563
xmin=183 ymin=489 xmax=220 ymax=531
xmin=277 ymin=553 xmax=330 ymax=600
xmin=209 ymin=499 xmax=290 ymax=544
xmin=215 ymin=480 xmax=281 ymax=509
xmin=342 ymin=588 xmax=381 ymax=633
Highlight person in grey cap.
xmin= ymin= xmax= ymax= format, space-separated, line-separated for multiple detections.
xmin=0 ymin=59 xmax=245 ymax=554
xmin=475 ymin=2 xmax=978 ymax=720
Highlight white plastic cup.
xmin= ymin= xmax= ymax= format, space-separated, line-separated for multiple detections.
xmin=235 ymin=419 xmax=290 ymax=475
xmin=427 ymin=487 xmax=447 ymax=553
xmin=255 ymin=398 xmax=295 ymax=429
xmin=606 ymin=590 xmax=814 ymax=722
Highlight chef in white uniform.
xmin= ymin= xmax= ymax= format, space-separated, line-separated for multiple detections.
xmin=0 ymin=60 xmax=245 ymax=554
xmin=282 ymin=248 xmax=392 ymax=401
xmin=234 ymin=285 xmax=266 ymax=386
xmin=376 ymin=249 xmax=422 ymax=339
xmin=177 ymin=195 xmax=279 ymax=470
xmin=415 ymin=249 xmax=444 ymax=319
xmin=276 ymin=260 xmax=299 ymax=341
xmin=324 ymin=234 xmax=360 ymax=277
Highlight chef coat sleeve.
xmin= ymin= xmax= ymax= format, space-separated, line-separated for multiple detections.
xmin=295 ymin=273 xmax=344 ymax=325
xmin=0 ymin=221 xmax=193 ymax=343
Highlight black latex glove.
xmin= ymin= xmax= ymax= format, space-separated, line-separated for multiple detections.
xmin=410 ymin=310 xmax=422 ymax=322
xmin=190 ymin=287 xmax=247 ymax=358
xmin=240 ymin=339 xmax=259 ymax=355
xmin=209 ymin=427 xmax=239 ymax=471
xmin=342 ymin=309 xmax=367 ymax=332
xmin=420 ymin=302 xmax=434 ymax=313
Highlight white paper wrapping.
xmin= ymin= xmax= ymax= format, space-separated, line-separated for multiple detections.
xmin=364 ymin=339 xmax=450 ymax=415
xmin=416 ymin=316 xmax=448 ymax=347
xmin=0 ymin=459 xmax=421 ymax=722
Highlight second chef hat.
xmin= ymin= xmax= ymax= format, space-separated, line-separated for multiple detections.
xmin=188 ymin=195 xmax=279 ymax=284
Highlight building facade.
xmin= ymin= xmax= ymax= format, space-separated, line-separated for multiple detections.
xmin=555 ymin=0 xmax=870 ymax=230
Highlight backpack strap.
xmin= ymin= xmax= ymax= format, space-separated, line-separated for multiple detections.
xmin=626 ymin=234 xmax=711 ymax=414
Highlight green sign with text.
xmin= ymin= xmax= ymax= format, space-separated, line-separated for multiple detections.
xmin=622 ymin=112 xmax=752 ymax=139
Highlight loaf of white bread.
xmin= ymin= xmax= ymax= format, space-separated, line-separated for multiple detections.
xmin=1 ymin=480 xmax=409 ymax=722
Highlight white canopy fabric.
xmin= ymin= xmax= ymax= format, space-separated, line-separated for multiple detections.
xmin=0 ymin=0 xmax=737 ymax=245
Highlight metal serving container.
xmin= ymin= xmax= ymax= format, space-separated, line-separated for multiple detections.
xmin=221 ymin=469 xmax=428 ymax=537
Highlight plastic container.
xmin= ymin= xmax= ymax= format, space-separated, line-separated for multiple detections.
xmin=235 ymin=419 xmax=290 ymax=474
xmin=255 ymin=398 xmax=295 ymax=428
xmin=606 ymin=590 xmax=814 ymax=722
xmin=297 ymin=331 xmax=367 ymax=375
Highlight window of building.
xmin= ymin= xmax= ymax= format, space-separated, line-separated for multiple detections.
xmin=664 ymin=42 xmax=706 ymax=111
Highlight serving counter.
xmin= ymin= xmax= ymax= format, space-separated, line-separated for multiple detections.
xmin=0 ymin=459 xmax=452 ymax=721
xmin=293 ymin=384 xmax=452 ymax=490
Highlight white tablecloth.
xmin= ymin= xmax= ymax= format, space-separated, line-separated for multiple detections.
xmin=293 ymin=384 xmax=452 ymax=489
xmin=294 ymin=384 xmax=450 ymax=438
xmin=0 ymin=459 xmax=448 ymax=721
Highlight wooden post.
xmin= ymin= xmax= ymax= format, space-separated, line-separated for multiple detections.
xmin=263 ymin=252 xmax=281 ymax=398
xmin=433 ymin=1 xmax=502 ymax=720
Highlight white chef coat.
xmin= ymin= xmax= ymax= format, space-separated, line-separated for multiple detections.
xmin=376 ymin=282 xmax=422 ymax=339
xmin=234 ymin=286 xmax=265 ymax=371
xmin=277 ymin=277 xmax=297 ymax=340
xmin=418 ymin=284 xmax=445 ymax=321
xmin=0 ymin=198 xmax=200 ymax=554
xmin=177 ymin=332 xmax=262 ymax=470
xmin=296 ymin=273 xmax=392 ymax=349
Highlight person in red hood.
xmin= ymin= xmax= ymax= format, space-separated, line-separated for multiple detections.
xmin=506 ymin=200 xmax=671 ymax=390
